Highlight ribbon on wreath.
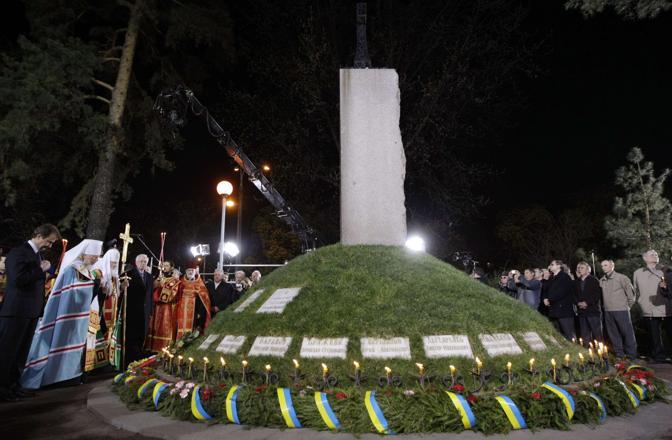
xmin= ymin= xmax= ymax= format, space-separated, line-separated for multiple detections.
xmin=152 ymin=381 xmax=169 ymax=409
xmin=584 ymin=392 xmax=607 ymax=423
xmin=445 ymin=391 xmax=476 ymax=429
xmin=364 ymin=391 xmax=393 ymax=434
xmin=226 ymin=385 xmax=242 ymax=424
xmin=277 ymin=388 xmax=302 ymax=428
xmin=314 ymin=392 xmax=341 ymax=430
xmin=626 ymin=364 xmax=649 ymax=372
xmin=124 ymin=375 xmax=137 ymax=384
xmin=191 ymin=385 xmax=213 ymax=421
xmin=630 ymin=383 xmax=648 ymax=400
xmin=495 ymin=395 xmax=527 ymax=430
xmin=113 ymin=373 xmax=126 ymax=384
xmin=617 ymin=379 xmax=640 ymax=408
xmin=137 ymin=378 xmax=159 ymax=399
xmin=541 ymin=382 xmax=575 ymax=420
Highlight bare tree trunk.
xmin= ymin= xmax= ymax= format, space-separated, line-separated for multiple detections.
xmin=86 ymin=0 xmax=143 ymax=239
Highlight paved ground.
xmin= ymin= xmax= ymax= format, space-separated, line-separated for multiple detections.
xmin=2 ymin=364 xmax=672 ymax=440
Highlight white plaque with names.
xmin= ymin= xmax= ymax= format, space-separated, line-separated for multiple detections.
xmin=215 ymin=335 xmax=246 ymax=354
xmin=234 ymin=289 xmax=264 ymax=313
xmin=479 ymin=333 xmax=523 ymax=357
xmin=300 ymin=337 xmax=349 ymax=359
xmin=256 ymin=288 xmax=301 ymax=314
xmin=197 ymin=333 xmax=220 ymax=350
xmin=422 ymin=335 xmax=474 ymax=359
xmin=522 ymin=332 xmax=547 ymax=351
xmin=360 ymin=337 xmax=411 ymax=360
xmin=248 ymin=336 xmax=293 ymax=357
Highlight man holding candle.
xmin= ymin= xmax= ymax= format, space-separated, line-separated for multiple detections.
xmin=600 ymin=260 xmax=637 ymax=360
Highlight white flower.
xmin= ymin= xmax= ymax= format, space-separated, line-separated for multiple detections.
xmin=185 ymin=382 xmax=195 ymax=389
xmin=169 ymin=388 xmax=178 ymax=395
xmin=175 ymin=381 xmax=185 ymax=390
xmin=403 ymin=390 xmax=415 ymax=397
xmin=298 ymin=390 xmax=306 ymax=398
xmin=179 ymin=389 xmax=190 ymax=399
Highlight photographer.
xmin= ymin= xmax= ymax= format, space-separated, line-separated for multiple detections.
xmin=515 ymin=268 xmax=541 ymax=310
xmin=499 ymin=271 xmax=519 ymax=299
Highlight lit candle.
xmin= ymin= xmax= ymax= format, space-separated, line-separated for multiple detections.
xmin=551 ymin=358 xmax=557 ymax=382
xmin=353 ymin=360 xmax=361 ymax=373
xmin=589 ymin=342 xmax=594 ymax=350
xmin=597 ymin=347 xmax=603 ymax=359
xmin=168 ymin=353 xmax=174 ymax=372
xmin=449 ymin=364 xmax=456 ymax=380
xmin=265 ymin=364 xmax=272 ymax=384
xmin=595 ymin=340 xmax=599 ymax=350
xmin=506 ymin=361 xmax=512 ymax=374
xmin=219 ymin=356 xmax=226 ymax=379
xmin=572 ymin=337 xmax=576 ymax=344
xmin=242 ymin=359 xmax=248 ymax=382
xmin=604 ymin=345 xmax=608 ymax=357
xmin=588 ymin=348 xmax=595 ymax=362
xmin=579 ymin=337 xmax=584 ymax=346
xmin=578 ymin=353 xmax=585 ymax=366
xmin=188 ymin=357 xmax=194 ymax=378
xmin=220 ymin=356 xmax=226 ymax=367
xmin=203 ymin=357 xmax=209 ymax=381
xmin=564 ymin=353 xmax=571 ymax=367
xmin=529 ymin=358 xmax=535 ymax=371
xmin=322 ymin=363 xmax=329 ymax=381
xmin=415 ymin=363 xmax=425 ymax=376
xmin=475 ymin=357 xmax=482 ymax=375
xmin=384 ymin=366 xmax=392 ymax=384
xmin=292 ymin=358 xmax=300 ymax=378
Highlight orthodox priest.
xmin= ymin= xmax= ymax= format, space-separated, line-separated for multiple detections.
xmin=176 ymin=262 xmax=211 ymax=339
xmin=20 ymin=239 xmax=103 ymax=389
xmin=144 ymin=260 xmax=180 ymax=352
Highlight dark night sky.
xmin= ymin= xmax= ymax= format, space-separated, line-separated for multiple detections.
xmin=2 ymin=2 xmax=672 ymax=267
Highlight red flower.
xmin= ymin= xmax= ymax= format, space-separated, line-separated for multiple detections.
xmin=141 ymin=369 xmax=151 ymax=376
xmin=201 ymin=387 xmax=212 ymax=402
xmin=218 ymin=383 xmax=227 ymax=389
xmin=466 ymin=394 xmax=478 ymax=404
xmin=614 ymin=362 xmax=626 ymax=371
xmin=568 ymin=389 xmax=578 ymax=396
xmin=255 ymin=384 xmax=268 ymax=393
xmin=530 ymin=392 xmax=542 ymax=400
xmin=335 ymin=392 xmax=348 ymax=400
xmin=450 ymin=384 xmax=465 ymax=392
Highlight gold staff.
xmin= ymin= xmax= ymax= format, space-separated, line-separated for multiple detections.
xmin=118 ymin=223 xmax=134 ymax=369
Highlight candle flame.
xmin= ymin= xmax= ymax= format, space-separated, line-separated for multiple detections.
xmin=384 ymin=366 xmax=392 ymax=374
xmin=220 ymin=357 xmax=226 ymax=366
xmin=292 ymin=359 xmax=300 ymax=368
xmin=353 ymin=360 xmax=360 ymax=369
xmin=168 ymin=353 xmax=174 ymax=359
xmin=551 ymin=358 xmax=556 ymax=367
xmin=449 ymin=365 xmax=456 ymax=374
xmin=415 ymin=362 xmax=424 ymax=373
xmin=321 ymin=363 xmax=328 ymax=373
xmin=529 ymin=358 xmax=535 ymax=367
xmin=265 ymin=364 xmax=272 ymax=371
xmin=188 ymin=357 xmax=194 ymax=363
xmin=506 ymin=361 xmax=512 ymax=370
xmin=564 ymin=353 xmax=570 ymax=363
xmin=579 ymin=353 xmax=585 ymax=362
xmin=203 ymin=357 xmax=209 ymax=364
xmin=178 ymin=355 xmax=183 ymax=360
xmin=242 ymin=360 xmax=248 ymax=367
xmin=476 ymin=357 xmax=482 ymax=367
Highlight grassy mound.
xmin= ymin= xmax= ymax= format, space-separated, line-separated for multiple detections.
xmin=184 ymin=244 xmax=576 ymax=381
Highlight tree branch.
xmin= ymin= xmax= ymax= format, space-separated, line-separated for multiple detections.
xmin=91 ymin=78 xmax=115 ymax=92
xmin=102 ymin=57 xmax=121 ymax=63
xmin=83 ymin=95 xmax=112 ymax=106
xmin=103 ymin=46 xmax=124 ymax=57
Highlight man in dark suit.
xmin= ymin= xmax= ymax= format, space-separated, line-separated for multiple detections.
xmin=123 ymin=254 xmax=153 ymax=368
xmin=206 ymin=268 xmax=239 ymax=317
xmin=0 ymin=224 xmax=60 ymax=401
xmin=543 ymin=260 xmax=577 ymax=341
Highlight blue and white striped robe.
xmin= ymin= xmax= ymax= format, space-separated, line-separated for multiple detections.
xmin=21 ymin=265 xmax=95 ymax=389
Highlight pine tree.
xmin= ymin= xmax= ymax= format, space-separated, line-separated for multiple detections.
xmin=605 ymin=147 xmax=672 ymax=261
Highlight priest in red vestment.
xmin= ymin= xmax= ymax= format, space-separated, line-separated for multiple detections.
xmin=176 ymin=262 xmax=211 ymax=339
xmin=144 ymin=261 xmax=180 ymax=352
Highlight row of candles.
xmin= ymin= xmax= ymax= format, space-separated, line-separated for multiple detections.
xmin=159 ymin=342 xmax=610 ymax=386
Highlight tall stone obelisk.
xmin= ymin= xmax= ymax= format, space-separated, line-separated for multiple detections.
xmin=340 ymin=5 xmax=406 ymax=246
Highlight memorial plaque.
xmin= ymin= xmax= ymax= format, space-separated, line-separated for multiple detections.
xmin=256 ymin=288 xmax=301 ymax=314
xmin=197 ymin=333 xmax=220 ymax=350
xmin=360 ymin=337 xmax=411 ymax=360
xmin=300 ymin=337 xmax=349 ymax=359
xmin=521 ymin=332 xmax=547 ymax=351
xmin=422 ymin=335 xmax=474 ymax=359
xmin=234 ymin=289 xmax=264 ymax=313
xmin=215 ymin=335 xmax=246 ymax=354
xmin=478 ymin=333 xmax=523 ymax=357
xmin=248 ymin=336 xmax=293 ymax=357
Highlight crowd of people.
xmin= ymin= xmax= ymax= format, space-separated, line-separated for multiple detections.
xmin=486 ymin=250 xmax=672 ymax=364
xmin=0 ymin=224 xmax=262 ymax=402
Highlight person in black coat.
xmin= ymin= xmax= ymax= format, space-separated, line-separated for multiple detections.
xmin=206 ymin=268 xmax=239 ymax=317
xmin=0 ymin=224 xmax=60 ymax=401
xmin=543 ymin=260 xmax=576 ymax=340
xmin=123 ymin=254 xmax=153 ymax=368
xmin=574 ymin=261 xmax=603 ymax=345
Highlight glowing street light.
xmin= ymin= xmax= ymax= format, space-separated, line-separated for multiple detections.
xmin=405 ymin=235 xmax=426 ymax=252
xmin=216 ymin=180 xmax=233 ymax=269
xmin=262 ymin=164 xmax=271 ymax=172
xmin=222 ymin=241 xmax=240 ymax=258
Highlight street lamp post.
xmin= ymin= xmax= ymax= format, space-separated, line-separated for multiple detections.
xmin=235 ymin=168 xmax=244 ymax=268
xmin=216 ymin=180 xmax=234 ymax=269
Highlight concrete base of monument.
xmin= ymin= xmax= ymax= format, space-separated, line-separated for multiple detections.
xmin=88 ymin=384 xmax=672 ymax=440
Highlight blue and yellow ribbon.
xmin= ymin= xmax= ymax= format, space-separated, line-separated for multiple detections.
xmin=226 ymin=385 xmax=242 ymax=424
xmin=137 ymin=378 xmax=158 ymax=399
xmin=152 ymin=381 xmax=169 ymax=409
xmin=541 ymin=382 xmax=575 ymax=420
xmin=584 ymin=392 xmax=607 ymax=423
xmin=626 ymin=364 xmax=649 ymax=372
xmin=495 ymin=395 xmax=527 ymax=430
xmin=364 ymin=391 xmax=392 ymax=434
xmin=445 ymin=391 xmax=476 ymax=429
xmin=630 ymin=383 xmax=648 ymax=400
xmin=191 ymin=385 xmax=213 ymax=421
xmin=124 ymin=375 xmax=136 ymax=384
xmin=314 ymin=392 xmax=341 ymax=430
xmin=113 ymin=373 xmax=126 ymax=384
xmin=617 ymin=380 xmax=640 ymax=408
xmin=277 ymin=388 xmax=302 ymax=428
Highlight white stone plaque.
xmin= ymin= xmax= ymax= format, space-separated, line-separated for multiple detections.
xmin=478 ymin=333 xmax=523 ymax=357
xmin=256 ymin=288 xmax=301 ymax=314
xmin=248 ymin=336 xmax=293 ymax=357
xmin=300 ymin=337 xmax=349 ymax=359
xmin=197 ymin=333 xmax=220 ymax=350
xmin=215 ymin=335 xmax=246 ymax=354
xmin=234 ymin=289 xmax=264 ymax=313
xmin=422 ymin=335 xmax=474 ymax=359
xmin=360 ymin=337 xmax=411 ymax=360
xmin=522 ymin=332 xmax=547 ymax=351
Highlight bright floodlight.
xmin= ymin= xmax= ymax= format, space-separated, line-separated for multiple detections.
xmin=405 ymin=236 xmax=426 ymax=252
xmin=223 ymin=241 xmax=240 ymax=257
xmin=216 ymin=180 xmax=233 ymax=196
xmin=190 ymin=246 xmax=199 ymax=257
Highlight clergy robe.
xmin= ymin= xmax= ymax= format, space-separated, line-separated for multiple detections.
xmin=176 ymin=277 xmax=211 ymax=339
xmin=144 ymin=275 xmax=180 ymax=352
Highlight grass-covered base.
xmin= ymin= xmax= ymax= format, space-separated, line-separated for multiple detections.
xmin=113 ymin=359 xmax=669 ymax=435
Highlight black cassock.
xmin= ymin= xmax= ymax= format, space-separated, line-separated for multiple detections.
xmin=124 ymin=268 xmax=152 ymax=367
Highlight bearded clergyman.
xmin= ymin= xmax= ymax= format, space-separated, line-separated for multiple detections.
xmin=176 ymin=261 xmax=211 ymax=339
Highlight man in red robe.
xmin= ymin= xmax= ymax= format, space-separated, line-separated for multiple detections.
xmin=176 ymin=262 xmax=211 ymax=339
xmin=144 ymin=260 xmax=180 ymax=352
